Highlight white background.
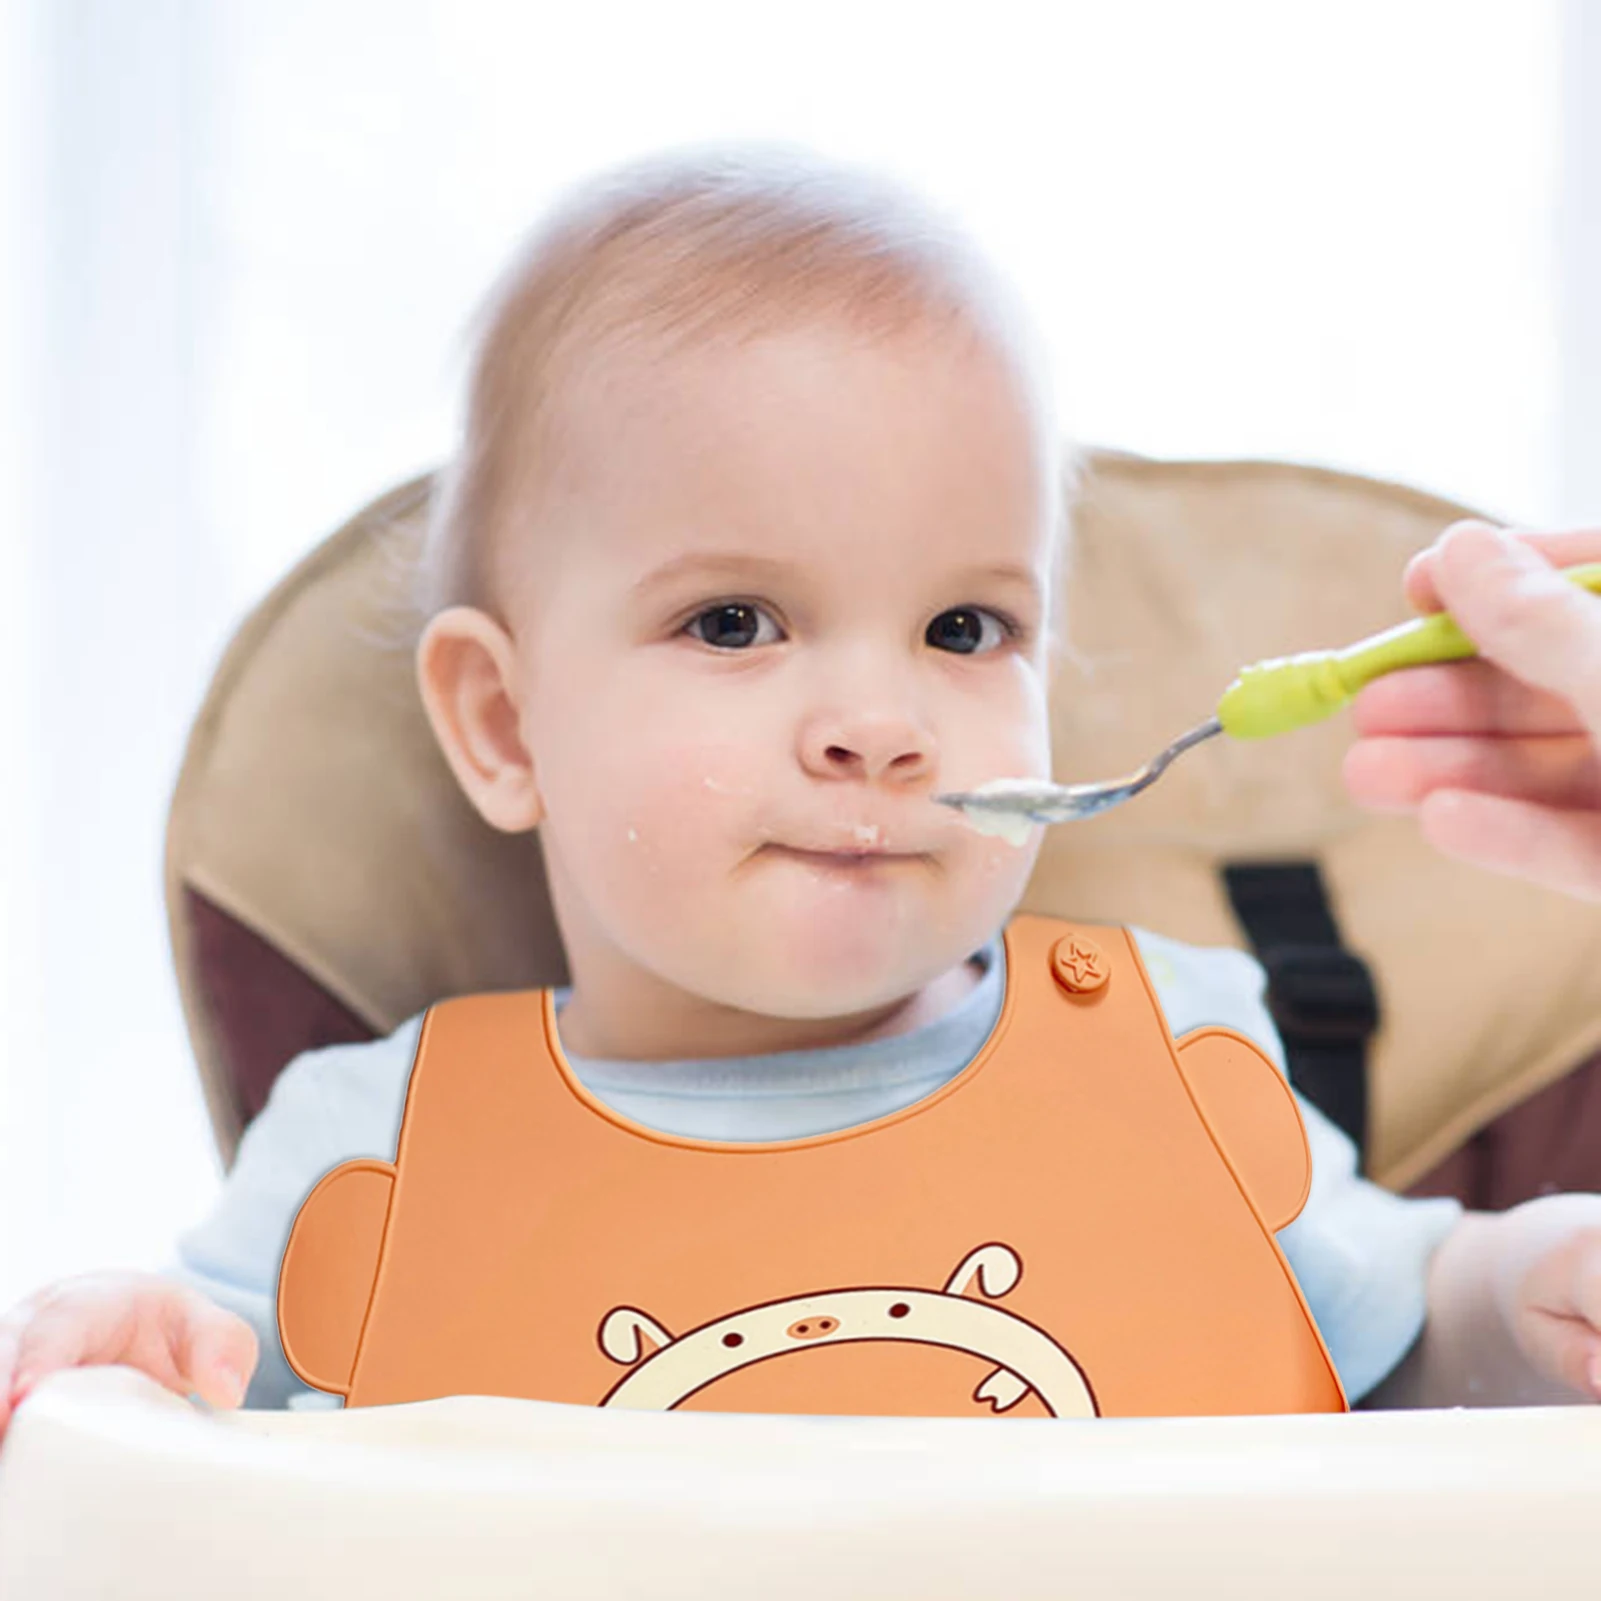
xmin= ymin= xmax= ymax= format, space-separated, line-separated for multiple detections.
xmin=1 ymin=0 xmax=1595 ymax=1309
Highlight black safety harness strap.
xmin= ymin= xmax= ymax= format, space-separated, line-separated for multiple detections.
xmin=1221 ymin=862 xmax=1378 ymax=1169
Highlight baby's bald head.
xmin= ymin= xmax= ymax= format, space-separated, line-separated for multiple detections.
xmin=420 ymin=146 xmax=1064 ymax=617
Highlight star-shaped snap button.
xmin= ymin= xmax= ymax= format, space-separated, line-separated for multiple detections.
xmin=1050 ymin=935 xmax=1109 ymax=995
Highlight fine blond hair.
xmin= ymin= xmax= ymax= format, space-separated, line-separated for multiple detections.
xmin=421 ymin=144 xmax=1065 ymax=616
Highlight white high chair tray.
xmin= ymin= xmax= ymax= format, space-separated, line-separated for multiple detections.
xmin=1 ymin=1367 xmax=1596 ymax=1599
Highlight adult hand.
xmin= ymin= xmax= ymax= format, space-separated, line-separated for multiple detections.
xmin=1344 ymin=520 xmax=1601 ymax=900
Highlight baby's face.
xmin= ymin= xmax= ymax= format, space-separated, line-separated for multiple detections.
xmin=504 ymin=321 xmax=1055 ymax=1022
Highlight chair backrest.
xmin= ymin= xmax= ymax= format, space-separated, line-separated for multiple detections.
xmin=164 ymin=452 xmax=1601 ymax=1199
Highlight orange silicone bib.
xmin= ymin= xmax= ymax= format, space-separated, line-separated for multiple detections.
xmin=278 ymin=917 xmax=1346 ymax=1418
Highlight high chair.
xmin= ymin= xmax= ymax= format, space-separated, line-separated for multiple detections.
xmin=2 ymin=452 xmax=1598 ymax=1599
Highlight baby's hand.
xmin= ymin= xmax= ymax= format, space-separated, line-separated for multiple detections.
xmin=0 ymin=1271 xmax=258 ymax=1443
xmin=1495 ymin=1195 xmax=1601 ymax=1400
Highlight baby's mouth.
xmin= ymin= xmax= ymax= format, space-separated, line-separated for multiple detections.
xmin=761 ymin=843 xmax=931 ymax=871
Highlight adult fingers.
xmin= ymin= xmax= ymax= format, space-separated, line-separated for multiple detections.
xmin=1351 ymin=660 xmax=1581 ymax=738
xmin=1405 ymin=522 xmax=1601 ymax=613
xmin=1400 ymin=524 xmax=1601 ymax=735
xmin=1342 ymin=734 xmax=1601 ymax=812
xmin=1417 ymin=790 xmax=1601 ymax=902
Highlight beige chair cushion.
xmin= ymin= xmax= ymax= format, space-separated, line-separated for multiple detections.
xmin=165 ymin=453 xmax=1601 ymax=1189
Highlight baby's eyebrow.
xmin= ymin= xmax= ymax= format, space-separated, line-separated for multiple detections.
xmin=630 ymin=552 xmax=797 ymax=598
xmin=630 ymin=552 xmax=1044 ymax=606
xmin=951 ymin=561 xmax=1045 ymax=603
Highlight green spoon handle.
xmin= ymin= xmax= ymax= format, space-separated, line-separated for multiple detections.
xmin=1217 ymin=561 xmax=1601 ymax=740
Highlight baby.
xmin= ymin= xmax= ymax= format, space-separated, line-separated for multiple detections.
xmin=2 ymin=148 xmax=1599 ymax=1429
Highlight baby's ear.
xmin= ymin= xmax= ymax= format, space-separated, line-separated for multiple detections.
xmin=416 ymin=607 xmax=544 ymax=833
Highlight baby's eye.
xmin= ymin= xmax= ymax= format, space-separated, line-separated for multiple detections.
xmin=926 ymin=607 xmax=1011 ymax=655
xmin=685 ymin=602 xmax=783 ymax=650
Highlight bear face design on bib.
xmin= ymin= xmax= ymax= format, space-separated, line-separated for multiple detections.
xmin=276 ymin=918 xmax=1348 ymax=1419
xmin=598 ymin=1244 xmax=1097 ymax=1417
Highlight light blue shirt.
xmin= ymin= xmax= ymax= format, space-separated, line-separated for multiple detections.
xmin=176 ymin=928 xmax=1460 ymax=1410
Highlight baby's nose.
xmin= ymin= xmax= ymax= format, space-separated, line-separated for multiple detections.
xmin=785 ymin=1315 xmax=839 ymax=1342
xmin=799 ymin=715 xmax=934 ymax=784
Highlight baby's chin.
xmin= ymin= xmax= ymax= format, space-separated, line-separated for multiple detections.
xmin=612 ymin=846 xmax=1026 ymax=1022
xmin=664 ymin=906 xmax=999 ymax=1022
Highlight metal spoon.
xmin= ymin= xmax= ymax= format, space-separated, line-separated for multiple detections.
xmin=936 ymin=559 xmax=1601 ymax=832
xmin=936 ymin=717 xmax=1223 ymax=830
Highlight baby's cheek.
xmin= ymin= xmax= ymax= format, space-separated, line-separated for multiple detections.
xmin=990 ymin=662 xmax=1052 ymax=772
xmin=571 ymin=739 xmax=759 ymax=920
xmin=942 ymin=668 xmax=1050 ymax=904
